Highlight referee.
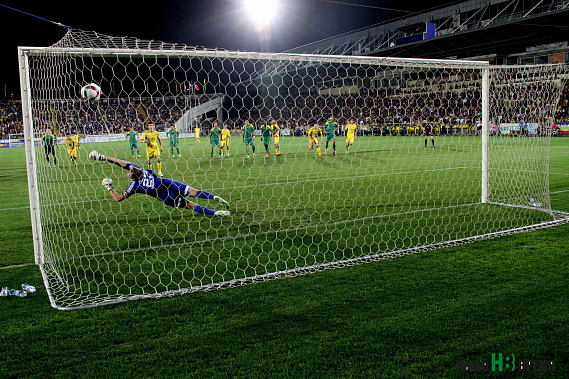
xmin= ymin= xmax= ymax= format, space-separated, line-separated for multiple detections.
xmin=423 ymin=120 xmax=435 ymax=148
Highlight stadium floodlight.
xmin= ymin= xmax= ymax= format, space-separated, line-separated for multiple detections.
xmin=18 ymin=28 xmax=569 ymax=310
xmin=245 ymin=0 xmax=278 ymax=25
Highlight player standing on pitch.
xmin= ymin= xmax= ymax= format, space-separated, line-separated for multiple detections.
xmin=324 ymin=116 xmax=338 ymax=155
xmin=126 ymin=126 xmax=141 ymax=158
xmin=64 ymin=132 xmax=80 ymax=167
xmin=307 ymin=123 xmax=323 ymax=157
xmin=242 ymin=119 xmax=256 ymax=158
xmin=42 ymin=128 xmax=58 ymax=168
xmin=345 ymin=118 xmax=357 ymax=153
xmin=260 ymin=122 xmax=272 ymax=157
xmin=270 ymin=119 xmax=281 ymax=156
xmin=423 ymin=119 xmax=435 ymax=148
xmin=221 ymin=123 xmax=231 ymax=157
xmin=210 ymin=122 xmax=222 ymax=158
xmin=195 ymin=125 xmax=201 ymax=143
xmin=166 ymin=124 xmax=181 ymax=157
xmin=140 ymin=123 xmax=164 ymax=177
xmin=89 ymin=151 xmax=230 ymax=216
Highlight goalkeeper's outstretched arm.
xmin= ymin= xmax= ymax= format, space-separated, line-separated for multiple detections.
xmin=89 ymin=150 xmax=144 ymax=177
xmin=89 ymin=151 xmax=141 ymax=202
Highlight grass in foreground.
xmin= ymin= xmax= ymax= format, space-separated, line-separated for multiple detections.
xmin=0 ymin=136 xmax=568 ymax=377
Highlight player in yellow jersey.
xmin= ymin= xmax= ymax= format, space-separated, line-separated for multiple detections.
xmin=195 ymin=126 xmax=201 ymax=143
xmin=64 ymin=132 xmax=80 ymax=167
xmin=140 ymin=123 xmax=164 ymax=177
xmin=270 ymin=119 xmax=282 ymax=156
xmin=307 ymin=123 xmax=323 ymax=157
xmin=345 ymin=118 xmax=358 ymax=153
xmin=221 ymin=123 xmax=231 ymax=157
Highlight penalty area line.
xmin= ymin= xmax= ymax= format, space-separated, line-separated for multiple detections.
xmin=0 ymin=262 xmax=36 ymax=270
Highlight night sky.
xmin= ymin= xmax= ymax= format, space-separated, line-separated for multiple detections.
xmin=0 ymin=0 xmax=458 ymax=98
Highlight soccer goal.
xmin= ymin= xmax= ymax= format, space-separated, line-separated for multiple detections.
xmin=18 ymin=29 xmax=569 ymax=310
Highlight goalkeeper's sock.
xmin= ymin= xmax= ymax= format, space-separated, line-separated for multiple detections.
xmin=156 ymin=161 xmax=162 ymax=172
xmin=192 ymin=205 xmax=215 ymax=215
xmin=196 ymin=190 xmax=215 ymax=200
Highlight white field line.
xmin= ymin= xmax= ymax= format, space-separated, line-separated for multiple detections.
xmin=0 ymin=262 xmax=36 ymax=270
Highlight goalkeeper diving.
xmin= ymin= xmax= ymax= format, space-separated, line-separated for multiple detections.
xmin=89 ymin=151 xmax=230 ymax=216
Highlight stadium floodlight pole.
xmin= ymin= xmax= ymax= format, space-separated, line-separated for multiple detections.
xmin=18 ymin=47 xmax=44 ymax=265
xmin=481 ymin=67 xmax=490 ymax=204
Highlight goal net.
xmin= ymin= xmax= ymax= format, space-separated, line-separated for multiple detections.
xmin=19 ymin=29 xmax=569 ymax=310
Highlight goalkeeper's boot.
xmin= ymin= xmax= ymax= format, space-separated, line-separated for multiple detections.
xmin=214 ymin=196 xmax=230 ymax=209
xmin=214 ymin=210 xmax=231 ymax=217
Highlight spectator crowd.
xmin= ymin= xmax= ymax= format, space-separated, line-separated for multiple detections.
xmin=1 ymin=80 xmax=568 ymax=139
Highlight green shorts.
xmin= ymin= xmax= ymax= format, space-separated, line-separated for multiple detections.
xmin=326 ymin=133 xmax=336 ymax=142
xmin=263 ymin=137 xmax=271 ymax=145
xmin=130 ymin=141 xmax=138 ymax=149
xmin=170 ymin=140 xmax=179 ymax=147
xmin=211 ymin=140 xmax=220 ymax=147
xmin=244 ymin=138 xmax=254 ymax=145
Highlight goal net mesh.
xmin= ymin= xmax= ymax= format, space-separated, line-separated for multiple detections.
xmin=21 ymin=29 xmax=569 ymax=309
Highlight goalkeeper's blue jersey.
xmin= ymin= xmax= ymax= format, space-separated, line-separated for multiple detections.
xmin=123 ymin=164 xmax=189 ymax=208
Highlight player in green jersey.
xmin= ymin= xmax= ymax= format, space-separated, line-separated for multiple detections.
xmin=242 ymin=120 xmax=256 ymax=158
xmin=42 ymin=128 xmax=58 ymax=167
xmin=166 ymin=125 xmax=181 ymax=157
xmin=324 ymin=116 xmax=338 ymax=156
xmin=260 ymin=123 xmax=272 ymax=157
xmin=125 ymin=127 xmax=140 ymax=157
xmin=210 ymin=122 xmax=223 ymax=158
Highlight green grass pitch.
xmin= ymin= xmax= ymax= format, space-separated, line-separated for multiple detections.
xmin=0 ymin=135 xmax=568 ymax=377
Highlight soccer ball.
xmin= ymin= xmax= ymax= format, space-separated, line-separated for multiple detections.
xmin=80 ymin=83 xmax=101 ymax=102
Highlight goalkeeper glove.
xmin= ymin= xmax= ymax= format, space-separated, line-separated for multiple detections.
xmin=101 ymin=178 xmax=113 ymax=191
xmin=89 ymin=150 xmax=106 ymax=161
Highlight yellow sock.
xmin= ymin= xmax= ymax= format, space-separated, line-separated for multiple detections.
xmin=276 ymin=148 xmax=280 ymax=154
xmin=316 ymin=147 xmax=321 ymax=155
xmin=157 ymin=161 xmax=162 ymax=172
xmin=147 ymin=162 xmax=152 ymax=170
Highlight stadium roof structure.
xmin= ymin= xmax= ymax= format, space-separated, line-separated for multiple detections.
xmin=284 ymin=0 xmax=569 ymax=63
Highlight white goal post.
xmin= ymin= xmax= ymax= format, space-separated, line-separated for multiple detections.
xmin=18 ymin=29 xmax=569 ymax=310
